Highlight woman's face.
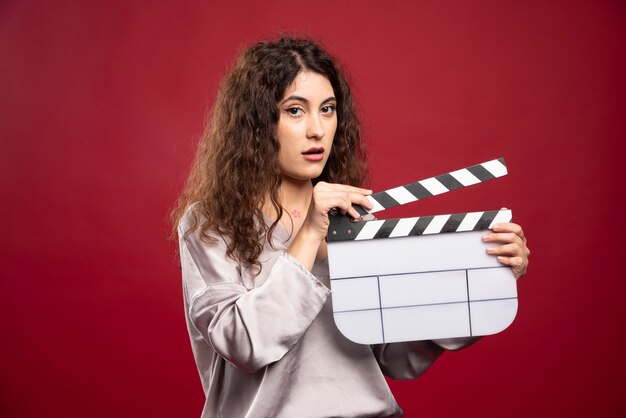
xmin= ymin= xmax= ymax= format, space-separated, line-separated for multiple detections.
xmin=275 ymin=71 xmax=337 ymax=182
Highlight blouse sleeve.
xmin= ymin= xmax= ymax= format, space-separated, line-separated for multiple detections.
xmin=179 ymin=219 xmax=331 ymax=374
xmin=371 ymin=337 xmax=481 ymax=380
xmin=432 ymin=337 xmax=481 ymax=351
xmin=371 ymin=341 xmax=444 ymax=380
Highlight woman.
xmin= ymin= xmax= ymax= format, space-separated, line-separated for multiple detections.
xmin=171 ymin=37 xmax=530 ymax=418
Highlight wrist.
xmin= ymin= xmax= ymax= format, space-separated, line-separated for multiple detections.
xmin=287 ymin=224 xmax=325 ymax=272
xmin=296 ymin=222 xmax=326 ymax=244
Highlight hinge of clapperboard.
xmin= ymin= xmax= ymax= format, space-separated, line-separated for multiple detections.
xmin=327 ymin=158 xmax=512 ymax=242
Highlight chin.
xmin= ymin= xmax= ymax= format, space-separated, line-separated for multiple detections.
xmin=283 ymin=169 xmax=325 ymax=182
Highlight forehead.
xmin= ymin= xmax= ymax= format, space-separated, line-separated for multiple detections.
xmin=282 ymin=71 xmax=334 ymax=99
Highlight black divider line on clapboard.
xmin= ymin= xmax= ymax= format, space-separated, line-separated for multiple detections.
xmin=376 ymin=276 xmax=385 ymax=343
xmin=329 ymin=265 xmax=510 ymax=281
xmin=333 ymin=297 xmax=518 ymax=314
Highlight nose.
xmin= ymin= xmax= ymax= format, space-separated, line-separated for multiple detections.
xmin=306 ymin=113 xmax=325 ymax=140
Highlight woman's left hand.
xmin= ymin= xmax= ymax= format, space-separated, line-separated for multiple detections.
xmin=482 ymin=222 xmax=530 ymax=279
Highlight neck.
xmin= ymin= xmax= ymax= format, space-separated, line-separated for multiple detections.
xmin=262 ymin=176 xmax=314 ymax=221
xmin=278 ymin=176 xmax=313 ymax=211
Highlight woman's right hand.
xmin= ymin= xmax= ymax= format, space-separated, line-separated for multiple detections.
xmin=288 ymin=182 xmax=373 ymax=271
xmin=303 ymin=182 xmax=373 ymax=241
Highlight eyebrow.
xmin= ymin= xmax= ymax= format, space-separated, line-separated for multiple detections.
xmin=280 ymin=95 xmax=337 ymax=105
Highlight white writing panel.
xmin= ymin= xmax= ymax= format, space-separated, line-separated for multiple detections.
xmin=328 ymin=231 xmax=500 ymax=279
xmin=467 ymin=268 xmax=517 ymax=300
xmin=382 ymin=303 xmax=471 ymax=342
xmin=379 ymin=270 xmax=467 ymax=308
xmin=333 ymin=310 xmax=383 ymax=345
xmin=469 ymin=299 xmax=518 ymax=336
xmin=331 ymin=276 xmax=380 ymax=312
xmin=330 ymin=266 xmax=518 ymax=344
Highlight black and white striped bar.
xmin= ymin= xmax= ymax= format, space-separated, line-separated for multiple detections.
xmin=328 ymin=209 xmax=512 ymax=242
xmin=358 ymin=158 xmax=507 ymax=216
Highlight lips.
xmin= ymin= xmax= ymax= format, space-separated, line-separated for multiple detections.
xmin=302 ymin=147 xmax=325 ymax=162
xmin=302 ymin=147 xmax=324 ymax=155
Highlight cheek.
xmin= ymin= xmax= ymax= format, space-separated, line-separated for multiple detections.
xmin=276 ymin=117 xmax=299 ymax=143
xmin=276 ymin=137 xmax=298 ymax=170
xmin=275 ymin=123 xmax=291 ymax=157
xmin=327 ymin=119 xmax=338 ymax=143
xmin=278 ymin=143 xmax=295 ymax=163
xmin=330 ymin=115 xmax=338 ymax=133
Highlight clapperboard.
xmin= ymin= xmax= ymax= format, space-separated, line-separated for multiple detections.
xmin=327 ymin=158 xmax=518 ymax=344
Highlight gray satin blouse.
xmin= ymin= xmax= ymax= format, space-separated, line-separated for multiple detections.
xmin=178 ymin=210 xmax=471 ymax=418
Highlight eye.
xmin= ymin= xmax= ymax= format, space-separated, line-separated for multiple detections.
xmin=286 ymin=107 xmax=304 ymax=116
xmin=321 ymin=105 xmax=336 ymax=115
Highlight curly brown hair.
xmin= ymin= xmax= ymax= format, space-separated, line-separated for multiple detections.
xmin=171 ymin=36 xmax=367 ymax=270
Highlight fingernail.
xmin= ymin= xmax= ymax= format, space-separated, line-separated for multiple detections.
xmin=497 ymin=256 xmax=505 ymax=262
xmin=492 ymin=224 xmax=500 ymax=230
xmin=487 ymin=247 xmax=495 ymax=254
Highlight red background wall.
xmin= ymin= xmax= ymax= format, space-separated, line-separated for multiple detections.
xmin=2 ymin=1 xmax=625 ymax=417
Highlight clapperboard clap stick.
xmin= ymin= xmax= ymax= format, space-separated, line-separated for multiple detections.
xmin=326 ymin=158 xmax=518 ymax=344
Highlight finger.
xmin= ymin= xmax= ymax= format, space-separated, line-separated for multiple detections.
xmin=496 ymin=255 xmax=524 ymax=267
xmin=486 ymin=243 xmax=521 ymax=256
xmin=348 ymin=192 xmax=374 ymax=210
xmin=496 ymin=256 xmax=527 ymax=279
xmin=337 ymin=184 xmax=373 ymax=195
xmin=482 ymin=232 xmax=523 ymax=245
xmin=343 ymin=196 xmax=368 ymax=219
xmin=320 ymin=194 xmax=361 ymax=219
xmin=492 ymin=222 xmax=525 ymax=241
xmin=318 ymin=195 xmax=350 ymax=212
xmin=316 ymin=190 xmax=374 ymax=212
xmin=347 ymin=206 xmax=362 ymax=219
